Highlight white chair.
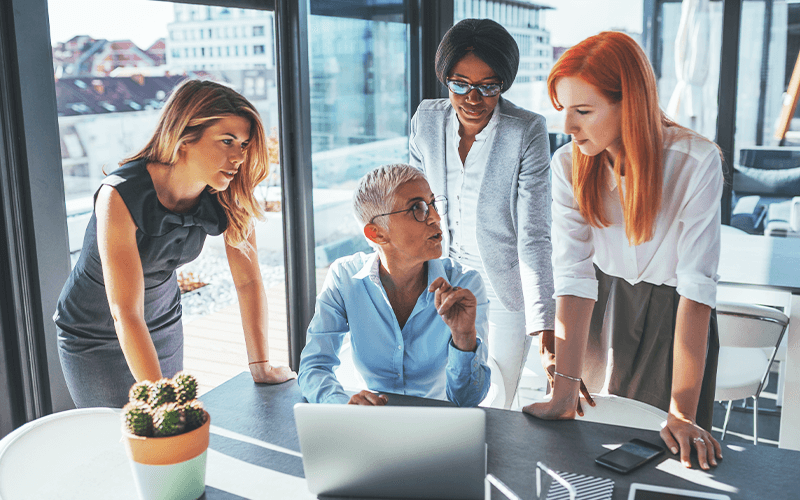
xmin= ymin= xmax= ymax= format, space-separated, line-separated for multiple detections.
xmin=334 ymin=340 xmax=506 ymax=408
xmin=715 ymin=301 xmax=789 ymax=445
xmin=0 ymin=408 xmax=137 ymax=499
xmin=578 ymin=394 xmax=668 ymax=432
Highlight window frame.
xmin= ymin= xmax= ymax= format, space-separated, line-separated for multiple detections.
xmin=0 ymin=0 xmax=742 ymax=437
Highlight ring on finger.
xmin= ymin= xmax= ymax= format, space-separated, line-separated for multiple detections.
xmin=693 ymin=437 xmax=705 ymax=444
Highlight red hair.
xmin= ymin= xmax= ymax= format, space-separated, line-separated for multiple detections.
xmin=548 ymin=31 xmax=667 ymax=246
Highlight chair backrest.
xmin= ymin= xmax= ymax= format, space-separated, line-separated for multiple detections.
xmin=578 ymin=394 xmax=667 ymax=432
xmin=0 ymin=408 xmax=134 ymax=499
xmin=333 ymin=340 xmax=368 ymax=392
xmin=716 ymin=301 xmax=788 ymax=349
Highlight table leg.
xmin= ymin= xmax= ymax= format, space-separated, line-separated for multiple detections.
xmin=779 ymin=293 xmax=800 ymax=450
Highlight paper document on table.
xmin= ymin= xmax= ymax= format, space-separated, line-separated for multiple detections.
xmin=547 ymin=471 xmax=614 ymax=500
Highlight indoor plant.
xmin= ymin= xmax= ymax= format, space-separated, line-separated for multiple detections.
xmin=121 ymin=372 xmax=210 ymax=500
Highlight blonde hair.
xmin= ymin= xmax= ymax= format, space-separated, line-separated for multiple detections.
xmin=548 ymin=31 xmax=688 ymax=245
xmin=123 ymin=79 xmax=268 ymax=248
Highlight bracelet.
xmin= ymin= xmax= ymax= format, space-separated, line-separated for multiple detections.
xmin=554 ymin=371 xmax=581 ymax=383
xmin=248 ymin=360 xmax=269 ymax=365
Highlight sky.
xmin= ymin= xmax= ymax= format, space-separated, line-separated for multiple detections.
xmin=48 ymin=0 xmax=174 ymax=49
xmin=543 ymin=0 xmax=643 ymax=47
xmin=48 ymin=0 xmax=643 ymax=49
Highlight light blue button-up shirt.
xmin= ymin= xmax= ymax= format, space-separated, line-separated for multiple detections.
xmin=298 ymin=252 xmax=491 ymax=407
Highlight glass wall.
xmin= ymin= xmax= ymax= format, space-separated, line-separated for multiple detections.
xmin=727 ymin=0 xmax=799 ymax=237
xmin=308 ymin=3 xmax=410 ymax=291
xmin=48 ymin=0 xmax=287 ymax=394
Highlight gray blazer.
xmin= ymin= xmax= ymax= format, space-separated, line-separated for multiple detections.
xmin=409 ymin=98 xmax=555 ymax=333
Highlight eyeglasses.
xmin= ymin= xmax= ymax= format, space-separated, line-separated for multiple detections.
xmin=369 ymin=195 xmax=447 ymax=224
xmin=535 ymin=461 xmax=577 ymax=500
xmin=446 ymin=79 xmax=503 ymax=97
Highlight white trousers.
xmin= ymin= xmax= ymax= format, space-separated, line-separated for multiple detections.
xmin=485 ymin=285 xmax=531 ymax=409
xmin=453 ymin=249 xmax=531 ymax=408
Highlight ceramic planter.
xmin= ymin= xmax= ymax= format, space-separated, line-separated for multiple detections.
xmin=122 ymin=411 xmax=210 ymax=500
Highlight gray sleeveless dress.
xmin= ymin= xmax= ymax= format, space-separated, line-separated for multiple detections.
xmin=54 ymin=160 xmax=227 ymax=408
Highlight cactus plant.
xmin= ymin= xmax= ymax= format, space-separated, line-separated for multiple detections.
xmin=149 ymin=379 xmax=178 ymax=407
xmin=182 ymin=400 xmax=207 ymax=431
xmin=128 ymin=381 xmax=152 ymax=403
xmin=153 ymin=402 xmax=186 ymax=437
xmin=174 ymin=371 xmax=198 ymax=403
xmin=123 ymin=372 xmax=206 ymax=439
xmin=123 ymin=400 xmax=153 ymax=437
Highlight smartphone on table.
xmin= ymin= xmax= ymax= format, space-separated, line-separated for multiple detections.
xmin=596 ymin=438 xmax=666 ymax=474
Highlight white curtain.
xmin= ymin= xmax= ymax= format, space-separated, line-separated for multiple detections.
xmin=666 ymin=0 xmax=710 ymax=134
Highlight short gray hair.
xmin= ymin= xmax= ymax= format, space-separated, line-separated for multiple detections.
xmin=353 ymin=164 xmax=427 ymax=230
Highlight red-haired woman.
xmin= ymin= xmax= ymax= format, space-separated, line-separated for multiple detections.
xmin=523 ymin=32 xmax=723 ymax=471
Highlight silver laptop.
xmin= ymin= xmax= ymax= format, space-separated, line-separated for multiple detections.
xmin=293 ymin=403 xmax=486 ymax=499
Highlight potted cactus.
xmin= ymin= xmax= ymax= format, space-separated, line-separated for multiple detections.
xmin=121 ymin=372 xmax=210 ymax=500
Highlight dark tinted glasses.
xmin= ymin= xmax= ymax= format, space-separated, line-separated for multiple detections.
xmin=446 ymin=79 xmax=503 ymax=97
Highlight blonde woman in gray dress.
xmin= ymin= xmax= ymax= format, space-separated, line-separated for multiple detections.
xmin=55 ymin=80 xmax=294 ymax=407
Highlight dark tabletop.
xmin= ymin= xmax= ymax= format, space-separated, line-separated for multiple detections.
xmin=201 ymin=373 xmax=800 ymax=500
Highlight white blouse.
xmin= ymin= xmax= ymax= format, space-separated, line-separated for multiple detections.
xmin=551 ymin=127 xmax=723 ymax=308
xmin=445 ymin=107 xmax=499 ymax=274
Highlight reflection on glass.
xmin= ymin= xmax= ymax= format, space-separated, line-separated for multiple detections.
xmin=308 ymin=9 xmax=410 ymax=290
xmin=658 ymin=1 xmax=722 ymax=141
xmin=727 ymin=1 xmax=799 ymax=238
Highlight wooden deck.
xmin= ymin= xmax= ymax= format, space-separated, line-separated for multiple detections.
xmin=183 ymin=284 xmax=291 ymax=396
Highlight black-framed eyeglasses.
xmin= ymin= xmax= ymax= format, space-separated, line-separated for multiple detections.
xmin=370 ymin=195 xmax=447 ymax=224
xmin=446 ymin=79 xmax=503 ymax=97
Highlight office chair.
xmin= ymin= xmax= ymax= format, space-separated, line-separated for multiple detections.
xmin=0 ymin=408 xmax=134 ymax=499
xmin=715 ymin=301 xmax=789 ymax=445
xmin=578 ymin=394 xmax=668 ymax=432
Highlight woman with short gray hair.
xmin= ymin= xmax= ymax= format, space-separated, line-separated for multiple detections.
xmin=352 ymin=163 xmax=426 ymax=230
xmin=299 ymin=164 xmax=490 ymax=407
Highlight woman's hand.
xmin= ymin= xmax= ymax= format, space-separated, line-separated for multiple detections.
xmin=660 ymin=412 xmax=722 ymax=470
xmin=348 ymin=390 xmax=389 ymax=406
xmin=249 ymin=361 xmax=297 ymax=384
xmin=429 ymin=277 xmax=478 ymax=352
xmin=522 ymin=390 xmax=579 ymax=420
xmin=538 ymin=330 xmax=595 ymax=415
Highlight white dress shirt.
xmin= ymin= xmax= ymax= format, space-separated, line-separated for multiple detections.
xmin=551 ymin=127 xmax=723 ymax=308
xmin=445 ymin=106 xmax=499 ymax=287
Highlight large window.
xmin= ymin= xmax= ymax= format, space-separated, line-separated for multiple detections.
xmin=49 ymin=0 xmax=286 ymax=394
xmin=727 ymin=1 xmax=799 ymax=238
xmin=308 ymin=3 xmax=410 ymax=290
